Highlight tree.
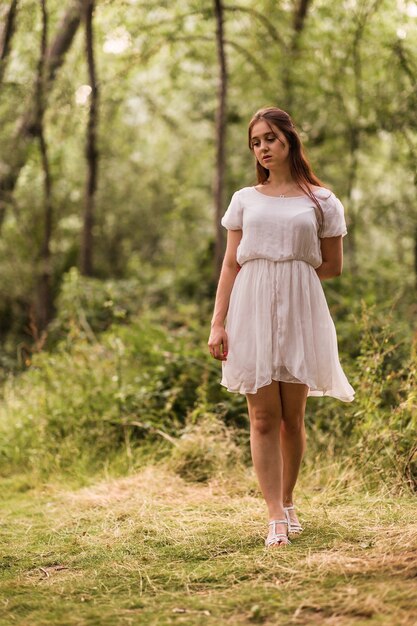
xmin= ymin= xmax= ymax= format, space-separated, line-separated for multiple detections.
xmin=0 ymin=0 xmax=18 ymax=86
xmin=0 ymin=0 xmax=87 ymax=230
xmin=80 ymin=0 xmax=98 ymax=276
xmin=281 ymin=0 xmax=312 ymax=113
xmin=34 ymin=0 xmax=55 ymax=332
xmin=213 ymin=0 xmax=228 ymax=281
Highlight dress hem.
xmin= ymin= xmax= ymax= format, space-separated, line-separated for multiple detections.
xmin=220 ymin=377 xmax=355 ymax=403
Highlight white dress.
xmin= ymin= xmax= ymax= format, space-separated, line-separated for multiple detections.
xmin=220 ymin=186 xmax=355 ymax=402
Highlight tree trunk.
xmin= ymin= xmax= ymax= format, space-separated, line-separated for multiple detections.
xmin=281 ymin=0 xmax=312 ymax=112
xmin=293 ymin=0 xmax=310 ymax=33
xmin=0 ymin=0 xmax=86 ymax=231
xmin=393 ymin=43 xmax=417 ymax=289
xmin=80 ymin=0 xmax=98 ymax=276
xmin=34 ymin=0 xmax=54 ymax=333
xmin=414 ymin=224 xmax=417 ymax=292
xmin=344 ymin=125 xmax=359 ymax=275
xmin=213 ymin=0 xmax=227 ymax=282
xmin=343 ymin=7 xmax=375 ymax=275
xmin=0 ymin=0 xmax=18 ymax=85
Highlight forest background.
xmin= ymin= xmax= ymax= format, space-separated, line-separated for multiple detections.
xmin=0 ymin=1 xmax=417 ymax=625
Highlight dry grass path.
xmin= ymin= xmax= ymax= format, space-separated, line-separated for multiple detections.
xmin=1 ymin=461 xmax=417 ymax=625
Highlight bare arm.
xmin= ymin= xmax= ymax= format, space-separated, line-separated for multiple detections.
xmin=315 ymin=235 xmax=343 ymax=280
xmin=208 ymin=229 xmax=242 ymax=360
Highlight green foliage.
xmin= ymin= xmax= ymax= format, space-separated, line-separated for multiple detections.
xmin=0 ymin=302 xmax=247 ymax=477
xmin=1 ymin=283 xmax=415 ymax=493
xmin=306 ymin=295 xmax=417 ymax=492
xmin=349 ymin=304 xmax=417 ymax=491
xmin=1 ymin=0 xmax=417 ymax=352
xmin=47 ymin=267 xmax=144 ymax=342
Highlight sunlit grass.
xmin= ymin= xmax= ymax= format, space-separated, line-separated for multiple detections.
xmin=1 ymin=458 xmax=416 ymax=626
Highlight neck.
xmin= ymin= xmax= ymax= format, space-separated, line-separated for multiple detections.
xmin=264 ymin=167 xmax=293 ymax=186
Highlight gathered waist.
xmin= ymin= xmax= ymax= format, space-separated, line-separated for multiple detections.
xmin=238 ymin=256 xmax=320 ymax=269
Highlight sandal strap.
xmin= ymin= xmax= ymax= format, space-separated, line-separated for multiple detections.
xmin=266 ymin=534 xmax=291 ymax=546
xmin=284 ymin=506 xmax=304 ymax=533
xmin=266 ymin=518 xmax=292 ymax=547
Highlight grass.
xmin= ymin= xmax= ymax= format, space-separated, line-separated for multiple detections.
xmin=1 ymin=454 xmax=417 ymax=626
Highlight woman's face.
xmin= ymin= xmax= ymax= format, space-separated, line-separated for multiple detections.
xmin=250 ymin=119 xmax=289 ymax=168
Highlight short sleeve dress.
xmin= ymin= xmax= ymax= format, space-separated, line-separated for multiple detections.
xmin=220 ymin=185 xmax=355 ymax=402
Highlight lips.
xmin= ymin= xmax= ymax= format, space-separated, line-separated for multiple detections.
xmin=263 ymin=155 xmax=272 ymax=161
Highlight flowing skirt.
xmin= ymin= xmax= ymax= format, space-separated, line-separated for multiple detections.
xmin=220 ymin=258 xmax=355 ymax=402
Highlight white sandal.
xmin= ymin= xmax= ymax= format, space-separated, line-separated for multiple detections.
xmin=265 ymin=518 xmax=291 ymax=548
xmin=284 ymin=504 xmax=304 ymax=535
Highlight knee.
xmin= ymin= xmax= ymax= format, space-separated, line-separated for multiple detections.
xmin=250 ymin=409 xmax=277 ymax=435
xmin=281 ymin=413 xmax=305 ymax=435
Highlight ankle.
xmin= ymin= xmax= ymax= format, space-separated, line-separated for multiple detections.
xmin=268 ymin=507 xmax=286 ymax=520
xmin=283 ymin=498 xmax=294 ymax=507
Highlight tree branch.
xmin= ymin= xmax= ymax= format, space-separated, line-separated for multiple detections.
xmin=0 ymin=0 xmax=18 ymax=85
xmin=0 ymin=0 xmax=87 ymax=231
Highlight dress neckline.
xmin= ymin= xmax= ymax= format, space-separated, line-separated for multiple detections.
xmin=251 ymin=186 xmax=308 ymax=199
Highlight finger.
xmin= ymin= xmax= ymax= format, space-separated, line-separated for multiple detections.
xmin=222 ymin=335 xmax=228 ymax=355
xmin=219 ymin=344 xmax=227 ymax=360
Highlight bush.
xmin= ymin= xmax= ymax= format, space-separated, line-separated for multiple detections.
xmin=0 ymin=272 xmax=415 ymax=492
xmin=46 ymin=267 xmax=145 ymax=344
xmin=0 ymin=305 xmax=246 ymax=476
xmin=305 ymin=298 xmax=416 ymax=492
xmin=168 ymin=413 xmax=246 ymax=483
xmin=349 ymin=303 xmax=417 ymax=491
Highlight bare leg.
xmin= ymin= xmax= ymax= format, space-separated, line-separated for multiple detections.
xmin=246 ymin=381 xmax=288 ymax=546
xmin=279 ymin=381 xmax=308 ymax=526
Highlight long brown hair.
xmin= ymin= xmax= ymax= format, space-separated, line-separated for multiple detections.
xmin=248 ymin=107 xmax=331 ymax=235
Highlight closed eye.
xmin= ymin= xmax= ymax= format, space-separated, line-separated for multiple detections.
xmin=251 ymin=135 xmax=277 ymax=148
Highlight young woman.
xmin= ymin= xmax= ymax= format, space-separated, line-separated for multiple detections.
xmin=208 ymin=106 xmax=355 ymax=549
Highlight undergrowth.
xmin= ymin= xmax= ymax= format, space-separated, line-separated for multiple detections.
xmin=0 ymin=270 xmax=415 ymax=493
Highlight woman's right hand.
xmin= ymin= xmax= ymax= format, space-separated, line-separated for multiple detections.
xmin=208 ymin=324 xmax=228 ymax=361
